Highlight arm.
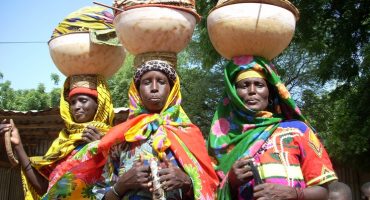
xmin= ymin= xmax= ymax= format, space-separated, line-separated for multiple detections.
xmin=253 ymin=183 xmax=328 ymax=200
xmin=0 ymin=119 xmax=48 ymax=195
xmin=103 ymin=160 xmax=152 ymax=200
xmin=158 ymin=157 xmax=193 ymax=198
xmin=228 ymin=157 xmax=254 ymax=197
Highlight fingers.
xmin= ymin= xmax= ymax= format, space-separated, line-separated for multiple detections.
xmin=161 ymin=156 xmax=173 ymax=168
xmin=0 ymin=124 xmax=12 ymax=133
xmin=81 ymin=126 xmax=102 ymax=143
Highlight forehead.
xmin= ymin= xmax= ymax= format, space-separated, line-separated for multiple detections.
xmin=69 ymin=94 xmax=96 ymax=101
xmin=141 ymin=70 xmax=168 ymax=80
xmin=236 ymin=77 xmax=267 ymax=84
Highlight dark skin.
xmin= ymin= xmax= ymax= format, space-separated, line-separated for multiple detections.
xmin=231 ymin=77 xmax=329 ymax=200
xmin=104 ymin=71 xmax=192 ymax=199
xmin=0 ymin=93 xmax=102 ymax=195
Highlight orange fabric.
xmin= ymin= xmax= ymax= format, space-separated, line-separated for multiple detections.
xmin=68 ymin=87 xmax=98 ymax=98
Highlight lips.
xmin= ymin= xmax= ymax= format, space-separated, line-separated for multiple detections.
xmin=74 ymin=112 xmax=85 ymax=117
xmin=148 ymin=97 xmax=161 ymax=102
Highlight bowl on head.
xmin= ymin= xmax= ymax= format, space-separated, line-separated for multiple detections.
xmin=48 ymin=32 xmax=126 ymax=78
xmin=207 ymin=1 xmax=298 ymax=61
xmin=114 ymin=7 xmax=196 ymax=55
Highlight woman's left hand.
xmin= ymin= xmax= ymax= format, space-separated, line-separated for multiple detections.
xmin=158 ymin=157 xmax=192 ymax=192
xmin=253 ymin=183 xmax=297 ymax=200
xmin=81 ymin=125 xmax=102 ymax=143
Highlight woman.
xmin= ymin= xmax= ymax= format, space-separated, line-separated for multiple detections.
xmin=44 ymin=59 xmax=219 ymax=200
xmin=0 ymin=75 xmax=114 ymax=199
xmin=208 ymin=56 xmax=338 ymax=200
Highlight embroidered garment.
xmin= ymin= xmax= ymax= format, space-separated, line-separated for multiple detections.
xmin=208 ymin=56 xmax=337 ymax=200
xmin=93 ymin=137 xmax=183 ymax=199
xmin=22 ymin=75 xmax=114 ymax=200
xmin=40 ymin=72 xmax=218 ymax=199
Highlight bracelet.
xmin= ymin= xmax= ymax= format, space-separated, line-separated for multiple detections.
xmin=295 ymin=188 xmax=305 ymax=200
xmin=23 ymin=160 xmax=32 ymax=171
xmin=111 ymin=184 xmax=121 ymax=198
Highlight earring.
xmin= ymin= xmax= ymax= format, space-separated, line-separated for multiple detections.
xmin=268 ymin=99 xmax=273 ymax=106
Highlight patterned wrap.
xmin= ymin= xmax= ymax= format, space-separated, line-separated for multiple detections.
xmin=50 ymin=6 xmax=120 ymax=46
xmin=22 ymin=75 xmax=115 ymax=200
xmin=208 ymin=56 xmax=337 ymax=200
xmin=115 ymin=0 xmax=200 ymax=21
xmin=133 ymin=60 xmax=177 ymax=87
xmin=39 ymin=70 xmax=219 ymax=199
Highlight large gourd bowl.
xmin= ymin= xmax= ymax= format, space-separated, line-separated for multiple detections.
xmin=114 ymin=7 xmax=196 ymax=55
xmin=48 ymin=32 xmax=126 ymax=78
xmin=207 ymin=2 xmax=298 ymax=60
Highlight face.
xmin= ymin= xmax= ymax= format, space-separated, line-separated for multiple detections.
xmin=236 ymin=77 xmax=269 ymax=111
xmin=139 ymin=70 xmax=171 ymax=113
xmin=69 ymin=94 xmax=98 ymax=123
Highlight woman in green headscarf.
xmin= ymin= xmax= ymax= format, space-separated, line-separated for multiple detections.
xmin=208 ymin=56 xmax=338 ymax=200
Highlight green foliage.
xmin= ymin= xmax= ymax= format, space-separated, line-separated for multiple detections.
xmin=108 ymin=54 xmax=134 ymax=108
xmin=0 ymin=77 xmax=60 ymax=111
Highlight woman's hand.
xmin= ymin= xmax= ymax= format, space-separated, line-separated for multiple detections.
xmin=253 ymin=183 xmax=297 ymax=200
xmin=115 ymin=159 xmax=152 ymax=195
xmin=0 ymin=119 xmax=22 ymax=146
xmin=81 ymin=125 xmax=102 ymax=143
xmin=158 ymin=157 xmax=192 ymax=192
xmin=229 ymin=156 xmax=253 ymax=187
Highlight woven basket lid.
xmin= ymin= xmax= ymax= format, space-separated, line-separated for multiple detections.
xmin=134 ymin=52 xmax=177 ymax=68
xmin=114 ymin=0 xmax=201 ymax=21
xmin=211 ymin=0 xmax=299 ymax=21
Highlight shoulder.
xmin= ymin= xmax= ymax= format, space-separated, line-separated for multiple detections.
xmin=279 ymin=120 xmax=311 ymax=134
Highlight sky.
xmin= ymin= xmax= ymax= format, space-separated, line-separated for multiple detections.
xmin=0 ymin=0 xmax=112 ymax=92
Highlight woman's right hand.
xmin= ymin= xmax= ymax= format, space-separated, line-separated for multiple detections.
xmin=0 ymin=119 xmax=22 ymax=146
xmin=115 ymin=159 xmax=152 ymax=196
xmin=229 ymin=156 xmax=254 ymax=187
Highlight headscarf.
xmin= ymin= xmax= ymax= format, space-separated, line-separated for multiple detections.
xmin=133 ymin=60 xmax=177 ymax=87
xmin=208 ymin=55 xmax=308 ymax=199
xmin=31 ymin=75 xmax=114 ymax=169
xmin=40 ymin=62 xmax=219 ymax=199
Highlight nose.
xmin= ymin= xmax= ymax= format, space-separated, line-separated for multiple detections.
xmin=72 ymin=101 xmax=83 ymax=111
xmin=150 ymin=80 xmax=159 ymax=93
xmin=248 ymin=84 xmax=256 ymax=94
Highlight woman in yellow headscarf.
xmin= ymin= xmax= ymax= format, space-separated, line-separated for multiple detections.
xmin=0 ymin=74 xmax=114 ymax=199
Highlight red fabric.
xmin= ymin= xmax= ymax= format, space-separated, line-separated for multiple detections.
xmin=68 ymin=87 xmax=98 ymax=98
xmin=166 ymin=124 xmax=219 ymax=196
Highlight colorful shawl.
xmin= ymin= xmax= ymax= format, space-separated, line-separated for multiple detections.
xmin=23 ymin=75 xmax=114 ymax=200
xmin=40 ymin=76 xmax=219 ymax=199
xmin=208 ymin=55 xmax=309 ymax=200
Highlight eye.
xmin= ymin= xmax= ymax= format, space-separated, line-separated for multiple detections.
xmin=158 ymin=79 xmax=167 ymax=85
xmin=236 ymin=82 xmax=248 ymax=89
xmin=141 ymin=79 xmax=151 ymax=85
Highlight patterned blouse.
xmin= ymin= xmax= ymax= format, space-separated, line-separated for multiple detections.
xmin=237 ymin=120 xmax=337 ymax=199
xmin=92 ymin=136 xmax=186 ymax=200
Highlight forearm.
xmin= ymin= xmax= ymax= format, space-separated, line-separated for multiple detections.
xmin=14 ymin=144 xmax=48 ymax=195
xmin=299 ymin=185 xmax=328 ymax=200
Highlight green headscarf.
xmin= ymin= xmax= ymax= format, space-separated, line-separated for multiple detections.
xmin=208 ymin=56 xmax=309 ymax=199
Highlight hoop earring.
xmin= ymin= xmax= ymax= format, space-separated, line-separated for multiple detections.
xmin=268 ymin=99 xmax=273 ymax=106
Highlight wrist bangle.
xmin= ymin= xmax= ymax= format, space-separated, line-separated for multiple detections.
xmin=23 ymin=160 xmax=32 ymax=171
xmin=295 ymin=188 xmax=304 ymax=200
xmin=111 ymin=184 xmax=121 ymax=198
